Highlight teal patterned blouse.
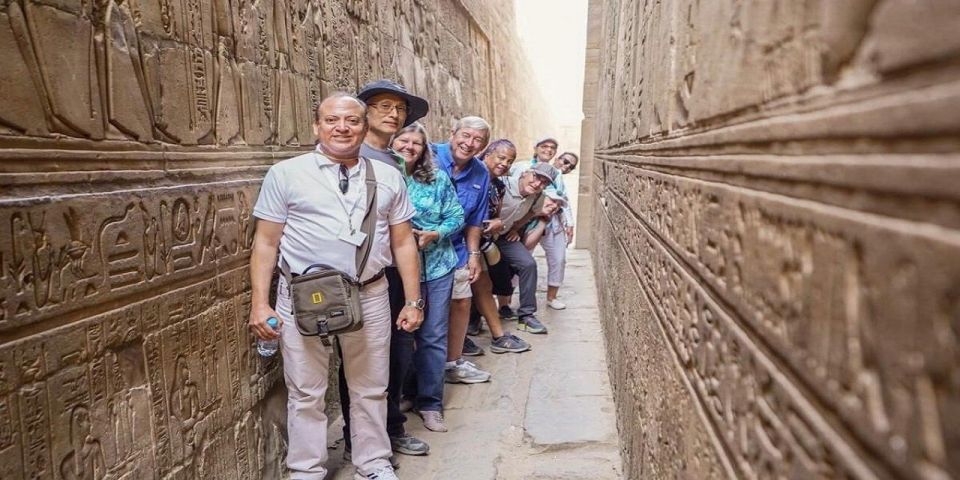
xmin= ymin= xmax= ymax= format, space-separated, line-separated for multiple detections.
xmin=406 ymin=169 xmax=465 ymax=281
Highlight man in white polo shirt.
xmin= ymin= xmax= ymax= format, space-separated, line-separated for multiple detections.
xmin=248 ymin=93 xmax=423 ymax=480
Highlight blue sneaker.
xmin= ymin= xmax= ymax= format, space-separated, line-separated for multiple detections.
xmin=498 ymin=305 xmax=518 ymax=321
xmin=490 ymin=333 xmax=531 ymax=353
xmin=518 ymin=315 xmax=547 ymax=334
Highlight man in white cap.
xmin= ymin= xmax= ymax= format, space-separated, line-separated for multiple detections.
xmin=510 ymin=136 xmax=558 ymax=176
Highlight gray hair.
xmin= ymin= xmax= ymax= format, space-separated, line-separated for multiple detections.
xmin=452 ymin=115 xmax=491 ymax=136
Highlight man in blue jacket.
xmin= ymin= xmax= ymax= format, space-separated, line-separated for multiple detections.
xmin=431 ymin=116 xmax=492 ymax=384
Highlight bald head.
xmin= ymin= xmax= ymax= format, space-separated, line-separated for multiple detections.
xmin=313 ymin=93 xmax=369 ymax=163
xmin=315 ymin=92 xmax=367 ymax=123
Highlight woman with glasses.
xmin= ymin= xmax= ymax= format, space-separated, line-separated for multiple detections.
xmin=388 ymin=122 xmax=465 ymax=433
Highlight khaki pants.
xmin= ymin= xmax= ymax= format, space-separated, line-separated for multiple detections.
xmin=277 ymin=276 xmax=392 ymax=479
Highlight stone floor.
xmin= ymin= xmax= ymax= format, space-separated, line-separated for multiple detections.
xmin=323 ymin=249 xmax=623 ymax=480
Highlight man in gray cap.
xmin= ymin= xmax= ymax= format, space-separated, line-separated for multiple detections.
xmin=356 ymin=79 xmax=430 ymax=170
xmin=488 ymin=162 xmax=559 ymax=334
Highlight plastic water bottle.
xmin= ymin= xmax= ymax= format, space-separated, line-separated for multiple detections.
xmin=257 ymin=317 xmax=280 ymax=357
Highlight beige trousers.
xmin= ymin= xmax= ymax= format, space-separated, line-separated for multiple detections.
xmin=277 ymin=277 xmax=392 ymax=479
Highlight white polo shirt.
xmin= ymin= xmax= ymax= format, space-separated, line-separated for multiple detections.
xmin=253 ymin=150 xmax=415 ymax=292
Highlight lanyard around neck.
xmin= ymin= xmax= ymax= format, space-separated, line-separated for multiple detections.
xmin=317 ymin=153 xmax=365 ymax=234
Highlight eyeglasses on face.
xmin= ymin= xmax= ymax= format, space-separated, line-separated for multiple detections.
xmin=530 ymin=176 xmax=550 ymax=186
xmin=370 ymin=102 xmax=408 ymax=114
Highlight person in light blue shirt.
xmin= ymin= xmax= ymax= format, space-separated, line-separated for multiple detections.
xmin=522 ymin=151 xmax=578 ymax=310
xmin=390 ymin=122 xmax=464 ymax=432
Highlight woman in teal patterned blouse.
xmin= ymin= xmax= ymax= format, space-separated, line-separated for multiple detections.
xmin=390 ymin=122 xmax=464 ymax=432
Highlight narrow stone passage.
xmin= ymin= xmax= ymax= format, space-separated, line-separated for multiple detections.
xmin=325 ymin=249 xmax=622 ymax=480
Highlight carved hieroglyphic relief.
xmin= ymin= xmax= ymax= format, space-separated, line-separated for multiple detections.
xmin=585 ymin=0 xmax=960 ymax=478
xmin=0 ymin=0 xmax=547 ymax=478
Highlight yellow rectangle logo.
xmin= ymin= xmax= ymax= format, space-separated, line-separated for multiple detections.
xmin=311 ymin=292 xmax=323 ymax=304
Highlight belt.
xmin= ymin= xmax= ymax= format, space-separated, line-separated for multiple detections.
xmin=358 ymin=269 xmax=386 ymax=287
xmin=289 ymin=268 xmax=386 ymax=288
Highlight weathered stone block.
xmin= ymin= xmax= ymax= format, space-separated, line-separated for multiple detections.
xmin=0 ymin=0 xmax=548 ymax=478
xmin=583 ymin=0 xmax=960 ymax=478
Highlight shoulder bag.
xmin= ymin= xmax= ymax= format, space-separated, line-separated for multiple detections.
xmin=280 ymin=158 xmax=382 ymax=346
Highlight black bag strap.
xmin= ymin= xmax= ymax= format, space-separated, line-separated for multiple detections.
xmin=355 ymin=157 xmax=378 ymax=282
xmin=279 ymin=157 xmax=378 ymax=283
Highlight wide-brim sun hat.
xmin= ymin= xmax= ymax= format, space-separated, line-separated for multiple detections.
xmin=357 ymin=79 xmax=430 ymax=127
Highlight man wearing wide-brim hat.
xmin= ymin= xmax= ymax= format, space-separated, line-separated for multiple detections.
xmin=335 ymin=79 xmax=433 ymax=469
xmin=355 ymin=79 xmax=430 ymax=170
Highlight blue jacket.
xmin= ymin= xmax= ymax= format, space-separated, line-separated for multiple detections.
xmin=431 ymin=143 xmax=490 ymax=267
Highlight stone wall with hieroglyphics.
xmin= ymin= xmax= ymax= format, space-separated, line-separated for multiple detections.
xmin=580 ymin=0 xmax=960 ymax=478
xmin=0 ymin=0 xmax=548 ymax=478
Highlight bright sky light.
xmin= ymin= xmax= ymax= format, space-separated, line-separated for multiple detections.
xmin=514 ymin=0 xmax=589 ymax=128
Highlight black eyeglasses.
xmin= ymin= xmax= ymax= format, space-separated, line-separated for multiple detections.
xmin=560 ymin=158 xmax=576 ymax=169
xmin=370 ymin=102 xmax=408 ymax=114
xmin=338 ymin=164 xmax=349 ymax=194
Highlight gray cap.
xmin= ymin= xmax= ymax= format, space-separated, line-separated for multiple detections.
xmin=357 ymin=79 xmax=430 ymax=127
xmin=529 ymin=162 xmax=559 ymax=183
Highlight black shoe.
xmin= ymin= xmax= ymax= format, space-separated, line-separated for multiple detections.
xmin=461 ymin=336 xmax=485 ymax=356
xmin=467 ymin=312 xmax=483 ymax=336
xmin=498 ymin=305 xmax=518 ymax=321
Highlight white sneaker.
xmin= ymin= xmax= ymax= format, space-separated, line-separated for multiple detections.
xmin=355 ymin=465 xmax=400 ymax=480
xmin=547 ymin=299 xmax=567 ymax=310
xmin=444 ymin=358 xmax=491 ymax=384
xmin=419 ymin=410 xmax=449 ymax=432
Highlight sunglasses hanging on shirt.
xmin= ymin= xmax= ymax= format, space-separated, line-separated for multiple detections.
xmin=339 ymin=164 xmax=349 ymax=194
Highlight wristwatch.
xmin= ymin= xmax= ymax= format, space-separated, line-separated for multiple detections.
xmin=405 ymin=298 xmax=425 ymax=310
